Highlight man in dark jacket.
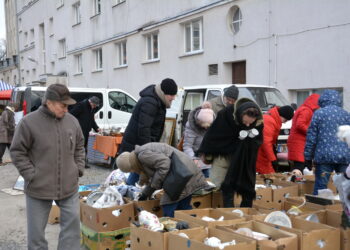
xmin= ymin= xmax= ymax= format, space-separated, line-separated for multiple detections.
xmin=118 ymin=78 xmax=178 ymax=185
xmin=70 ymin=96 xmax=100 ymax=167
xmin=10 ymin=84 xmax=85 ymax=250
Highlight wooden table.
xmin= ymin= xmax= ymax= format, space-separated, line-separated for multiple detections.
xmin=93 ymin=135 xmax=123 ymax=164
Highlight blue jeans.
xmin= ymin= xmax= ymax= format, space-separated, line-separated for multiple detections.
xmin=313 ymin=164 xmax=347 ymax=195
xmin=126 ymin=172 xmax=140 ymax=186
xmin=162 ymin=195 xmax=193 ymax=217
xmin=202 ymin=169 xmax=210 ymax=178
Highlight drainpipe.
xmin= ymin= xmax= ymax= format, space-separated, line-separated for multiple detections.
xmin=14 ymin=0 xmax=21 ymax=86
xmin=274 ymin=34 xmax=278 ymax=87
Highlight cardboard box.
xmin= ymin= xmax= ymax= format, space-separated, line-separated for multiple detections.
xmin=168 ymin=227 xmax=256 ymax=250
xmin=133 ymin=199 xmax=163 ymax=218
xmin=212 ymin=191 xmax=223 ymax=208
xmin=216 ymin=207 xmax=266 ymax=221
xmin=175 ymin=208 xmax=245 ymax=228
xmin=81 ymin=223 xmax=130 ymax=250
xmin=265 ymin=217 xmax=340 ymax=250
xmin=297 ymin=209 xmax=350 ymax=250
xmin=255 ymin=185 xmax=273 ymax=204
xmin=271 ymin=181 xmax=299 ymax=203
xmin=191 ymin=193 xmax=212 ymax=209
xmin=284 ymin=197 xmax=342 ymax=213
xmin=217 ymin=220 xmax=298 ymax=250
xmin=80 ymin=200 xmax=134 ymax=232
xmin=48 ymin=202 xmax=60 ymax=224
xmin=131 ymin=217 xmax=202 ymax=250
xmin=299 ymin=175 xmax=337 ymax=195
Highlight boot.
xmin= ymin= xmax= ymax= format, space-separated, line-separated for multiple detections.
xmin=222 ymin=191 xmax=234 ymax=208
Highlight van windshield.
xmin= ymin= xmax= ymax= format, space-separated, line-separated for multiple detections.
xmin=230 ymin=87 xmax=290 ymax=111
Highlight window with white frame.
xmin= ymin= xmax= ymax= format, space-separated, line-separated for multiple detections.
xmin=56 ymin=0 xmax=64 ymax=8
xmin=58 ymin=39 xmax=66 ymax=58
xmin=74 ymin=54 xmax=83 ymax=73
xmin=116 ymin=41 xmax=127 ymax=66
xmin=73 ymin=2 xmax=81 ymax=25
xmin=228 ymin=6 xmax=242 ymax=34
xmin=30 ymin=29 xmax=34 ymax=45
xmin=184 ymin=19 xmax=203 ymax=53
xmin=24 ymin=32 xmax=28 ymax=47
xmin=92 ymin=0 xmax=101 ymax=15
xmin=113 ymin=0 xmax=125 ymax=6
xmin=94 ymin=48 xmax=103 ymax=70
xmin=145 ymin=33 xmax=159 ymax=61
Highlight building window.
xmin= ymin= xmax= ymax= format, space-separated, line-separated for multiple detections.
xmin=56 ymin=0 xmax=64 ymax=9
xmin=116 ymin=41 xmax=127 ymax=66
xmin=74 ymin=54 xmax=83 ymax=73
xmin=228 ymin=6 xmax=242 ymax=34
xmin=94 ymin=48 xmax=103 ymax=70
xmin=73 ymin=2 xmax=81 ymax=25
xmin=24 ymin=32 xmax=28 ymax=47
xmin=93 ymin=0 xmax=101 ymax=15
xmin=49 ymin=17 xmax=54 ymax=36
xmin=145 ymin=33 xmax=159 ymax=61
xmin=208 ymin=64 xmax=218 ymax=75
xmin=184 ymin=19 xmax=203 ymax=53
xmin=113 ymin=0 xmax=125 ymax=6
xmin=30 ymin=29 xmax=35 ymax=45
xmin=58 ymin=39 xmax=66 ymax=58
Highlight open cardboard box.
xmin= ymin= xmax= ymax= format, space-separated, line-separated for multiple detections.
xmin=191 ymin=193 xmax=213 ymax=209
xmin=216 ymin=207 xmax=266 ymax=221
xmin=133 ymin=199 xmax=163 ymax=218
xmin=80 ymin=199 xmax=134 ymax=232
xmin=297 ymin=209 xmax=350 ymax=250
xmin=168 ymin=227 xmax=256 ymax=250
xmin=299 ymin=175 xmax=337 ymax=195
xmin=131 ymin=217 xmax=202 ymax=250
xmin=217 ymin=220 xmax=298 ymax=250
xmin=264 ymin=216 xmax=340 ymax=250
xmin=175 ymin=208 xmax=245 ymax=228
xmin=284 ymin=197 xmax=342 ymax=212
xmin=271 ymin=180 xmax=299 ymax=203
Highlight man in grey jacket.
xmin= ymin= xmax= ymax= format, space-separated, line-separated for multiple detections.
xmin=209 ymin=84 xmax=239 ymax=116
xmin=10 ymin=84 xmax=85 ymax=250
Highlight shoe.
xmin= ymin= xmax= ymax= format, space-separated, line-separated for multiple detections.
xmin=85 ymin=165 xmax=90 ymax=169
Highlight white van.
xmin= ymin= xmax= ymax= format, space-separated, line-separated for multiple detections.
xmin=11 ymin=86 xmax=138 ymax=131
xmin=167 ymin=84 xmax=293 ymax=161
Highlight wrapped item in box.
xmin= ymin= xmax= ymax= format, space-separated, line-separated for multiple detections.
xmin=216 ymin=207 xmax=266 ymax=221
xmin=133 ymin=199 xmax=163 ymax=219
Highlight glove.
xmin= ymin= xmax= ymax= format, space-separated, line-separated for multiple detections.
xmin=78 ymin=170 xmax=83 ymax=177
xmin=304 ymin=160 xmax=313 ymax=171
xmin=139 ymin=185 xmax=155 ymax=201
xmin=271 ymin=160 xmax=279 ymax=168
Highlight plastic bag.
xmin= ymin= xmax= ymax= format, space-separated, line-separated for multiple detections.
xmin=92 ymin=186 xmax=124 ymax=208
xmin=104 ymin=169 xmax=129 ymax=186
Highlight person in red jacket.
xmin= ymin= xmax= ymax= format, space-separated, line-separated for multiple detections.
xmin=256 ymin=105 xmax=294 ymax=174
xmin=287 ymin=94 xmax=320 ymax=172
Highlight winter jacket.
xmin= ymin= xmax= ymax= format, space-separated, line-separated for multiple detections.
xmin=287 ymin=94 xmax=320 ymax=162
xmin=209 ymin=96 xmax=225 ymax=116
xmin=119 ymin=85 xmax=166 ymax=153
xmin=10 ymin=105 xmax=85 ymax=200
xmin=134 ymin=142 xmax=208 ymax=205
xmin=304 ymin=90 xmax=350 ymax=165
xmin=69 ymin=99 xmax=99 ymax=140
xmin=0 ymin=107 xmax=15 ymax=144
xmin=256 ymin=107 xmax=282 ymax=174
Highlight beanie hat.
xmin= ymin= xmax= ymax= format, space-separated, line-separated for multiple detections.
xmin=224 ymin=85 xmax=239 ymax=100
xmin=197 ymin=108 xmax=215 ymax=127
xmin=89 ymin=96 xmax=100 ymax=106
xmin=278 ymin=105 xmax=294 ymax=120
xmin=160 ymin=78 xmax=178 ymax=95
xmin=116 ymin=152 xmax=132 ymax=173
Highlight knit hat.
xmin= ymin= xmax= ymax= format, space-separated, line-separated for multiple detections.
xmin=116 ymin=152 xmax=132 ymax=173
xmin=89 ymin=96 xmax=100 ymax=106
xmin=224 ymin=85 xmax=239 ymax=100
xmin=44 ymin=84 xmax=76 ymax=105
xmin=160 ymin=78 xmax=178 ymax=95
xmin=197 ymin=108 xmax=214 ymax=128
xmin=278 ymin=105 xmax=294 ymax=120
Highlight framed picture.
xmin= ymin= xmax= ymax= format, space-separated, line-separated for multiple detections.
xmin=160 ymin=118 xmax=176 ymax=145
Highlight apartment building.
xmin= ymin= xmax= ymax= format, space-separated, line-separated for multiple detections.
xmin=13 ymin=0 xmax=350 ymax=109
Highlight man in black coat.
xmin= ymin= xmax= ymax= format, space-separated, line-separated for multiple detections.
xmin=118 ymin=78 xmax=178 ymax=185
xmin=70 ymin=96 xmax=100 ymax=167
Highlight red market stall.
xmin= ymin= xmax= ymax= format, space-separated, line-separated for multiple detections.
xmin=0 ymin=89 xmax=12 ymax=100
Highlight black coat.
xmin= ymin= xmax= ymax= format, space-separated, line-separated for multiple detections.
xmin=69 ymin=99 xmax=99 ymax=140
xmin=198 ymin=99 xmax=264 ymax=199
xmin=119 ymin=85 xmax=166 ymax=153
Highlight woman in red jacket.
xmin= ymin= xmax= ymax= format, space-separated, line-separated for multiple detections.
xmin=256 ymin=106 xmax=294 ymax=174
xmin=287 ymin=94 xmax=320 ymax=172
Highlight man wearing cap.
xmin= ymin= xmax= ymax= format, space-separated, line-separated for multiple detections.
xmin=256 ymin=105 xmax=294 ymax=174
xmin=119 ymin=78 xmax=178 ymax=185
xmin=209 ymin=84 xmax=239 ymax=116
xmin=70 ymin=96 xmax=101 ymax=167
xmin=10 ymin=84 xmax=85 ymax=250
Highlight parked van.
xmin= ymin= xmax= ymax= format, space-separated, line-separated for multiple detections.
xmin=168 ymin=84 xmax=293 ymax=161
xmin=11 ymin=86 xmax=138 ymax=131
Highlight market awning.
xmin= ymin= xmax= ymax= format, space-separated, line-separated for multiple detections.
xmin=0 ymin=89 xmax=12 ymax=100
xmin=0 ymin=80 xmax=14 ymax=90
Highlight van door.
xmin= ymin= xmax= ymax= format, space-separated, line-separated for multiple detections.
xmin=106 ymin=90 xmax=137 ymax=130
xmin=23 ymin=87 xmax=32 ymax=115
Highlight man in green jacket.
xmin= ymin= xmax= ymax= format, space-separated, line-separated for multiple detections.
xmin=10 ymin=84 xmax=85 ymax=250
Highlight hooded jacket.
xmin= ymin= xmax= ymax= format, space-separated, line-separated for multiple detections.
xmin=304 ymin=90 xmax=350 ymax=165
xmin=287 ymin=94 xmax=320 ymax=162
xmin=134 ymin=142 xmax=208 ymax=205
xmin=256 ymin=106 xmax=282 ymax=174
xmin=10 ymin=105 xmax=85 ymax=200
xmin=119 ymin=85 xmax=166 ymax=153
xmin=209 ymin=96 xmax=225 ymax=116
xmin=0 ymin=106 xmax=15 ymax=144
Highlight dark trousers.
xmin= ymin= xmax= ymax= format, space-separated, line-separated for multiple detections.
xmin=0 ymin=143 xmax=11 ymax=163
xmin=291 ymin=161 xmax=304 ymax=172
xmin=162 ymin=195 xmax=193 ymax=217
xmin=222 ymin=191 xmax=253 ymax=208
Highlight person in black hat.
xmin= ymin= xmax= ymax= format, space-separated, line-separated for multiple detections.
xmin=209 ymin=85 xmax=239 ymax=116
xmin=118 ymin=78 xmax=178 ymax=185
xmin=70 ymin=96 xmax=101 ymax=167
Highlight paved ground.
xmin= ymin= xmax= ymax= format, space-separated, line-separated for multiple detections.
xmin=0 ymin=150 xmax=111 ymax=250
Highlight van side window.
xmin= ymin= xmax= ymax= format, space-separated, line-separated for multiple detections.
xmin=69 ymin=92 xmax=103 ymax=112
xmin=207 ymin=90 xmax=221 ymax=100
xmin=108 ymin=91 xmax=136 ymax=113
